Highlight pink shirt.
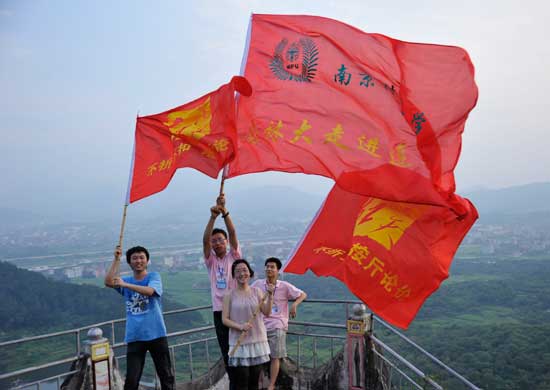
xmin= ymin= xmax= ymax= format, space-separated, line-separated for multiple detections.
xmin=251 ymin=279 xmax=304 ymax=331
xmin=228 ymin=287 xmax=268 ymax=346
xmin=204 ymin=245 xmax=241 ymax=311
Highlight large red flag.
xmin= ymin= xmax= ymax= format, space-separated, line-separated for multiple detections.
xmin=127 ymin=76 xmax=251 ymax=204
xmin=284 ymin=183 xmax=478 ymax=329
xmin=229 ymin=14 xmax=477 ymax=207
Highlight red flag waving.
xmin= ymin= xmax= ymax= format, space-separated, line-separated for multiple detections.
xmin=229 ymin=14 xmax=477 ymax=206
xmin=127 ymin=76 xmax=252 ymax=204
xmin=284 ymin=183 xmax=478 ymax=329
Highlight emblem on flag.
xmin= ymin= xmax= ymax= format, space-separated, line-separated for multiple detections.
xmin=269 ymin=37 xmax=318 ymax=82
xmin=163 ymin=97 xmax=212 ymax=140
xmin=353 ymin=199 xmax=425 ymax=250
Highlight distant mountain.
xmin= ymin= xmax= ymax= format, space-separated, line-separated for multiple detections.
xmin=2 ymin=181 xmax=549 ymax=233
xmin=101 ymin=184 xmax=324 ymax=225
xmin=0 ymin=208 xmax=47 ymax=227
xmin=232 ymin=185 xmax=324 ymax=222
xmin=465 ymin=182 xmax=550 ymax=215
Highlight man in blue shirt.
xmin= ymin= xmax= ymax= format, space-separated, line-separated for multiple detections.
xmin=105 ymin=245 xmax=174 ymax=390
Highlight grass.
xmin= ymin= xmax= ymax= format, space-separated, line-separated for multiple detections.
xmin=160 ymin=270 xmax=211 ymax=308
xmin=415 ymin=306 xmax=520 ymax=328
xmin=443 ymin=274 xmax=503 ymax=285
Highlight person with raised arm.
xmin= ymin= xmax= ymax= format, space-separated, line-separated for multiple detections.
xmin=203 ymin=193 xmax=240 ymax=384
xmin=104 ymin=245 xmax=174 ymax=390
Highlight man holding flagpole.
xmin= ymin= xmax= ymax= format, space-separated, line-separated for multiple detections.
xmin=104 ymin=245 xmax=174 ymax=390
xmin=203 ymin=193 xmax=240 ymax=385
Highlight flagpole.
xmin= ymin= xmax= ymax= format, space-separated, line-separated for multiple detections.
xmin=118 ymin=111 xmax=138 ymax=251
xmin=219 ymin=176 xmax=226 ymax=196
xmin=219 ymin=164 xmax=228 ymax=196
xmin=118 ymin=204 xmax=128 ymax=249
xmin=229 ymin=292 xmax=269 ymax=357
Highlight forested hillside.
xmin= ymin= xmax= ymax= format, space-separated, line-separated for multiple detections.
xmin=284 ymin=258 xmax=550 ymax=390
xmin=0 ymin=261 xmax=193 ymax=341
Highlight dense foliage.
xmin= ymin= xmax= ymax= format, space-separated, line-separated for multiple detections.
xmin=285 ymin=258 xmax=550 ymax=390
xmin=0 ymin=261 xmax=192 ymax=341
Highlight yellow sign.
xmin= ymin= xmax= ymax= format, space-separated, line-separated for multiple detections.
xmin=347 ymin=319 xmax=366 ymax=335
xmin=91 ymin=342 xmax=110 ymax=362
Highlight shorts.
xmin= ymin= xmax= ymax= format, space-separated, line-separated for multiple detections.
xmin=267 ymin=328 xmax=287 ymax=359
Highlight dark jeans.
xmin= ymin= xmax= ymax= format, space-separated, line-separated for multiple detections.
xmin=213 ymin=311 xmax=235 ymax=389
xmin=213 ymin=311 xmax=229 ymax=366
xmin=233 ymin=364 xmax=263 ymax=390
xmin=124 ymin=336 xmax=174 ymax=390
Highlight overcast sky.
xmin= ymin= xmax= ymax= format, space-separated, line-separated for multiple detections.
xmin=1 ymin=0 xmax=549 ymax=220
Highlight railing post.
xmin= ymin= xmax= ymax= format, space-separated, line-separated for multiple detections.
xmin=76 ymin=330 xmax=81 ymax=355
xmin=347 ymin=304 xmax=369 ymax=390
xmin=111 ymin=322 xmax=116 ymax=345
xmin=205 ymin=340 xmax=211 ymax=368
xmin=205 ymin=340 xmax=212 ymax=388
xmin=313 ymin=337 xmax=317 ymax=369
xmin=170 ymin=346 xmax=176 ymax=383
xmin=81 ymin=327 xmax=119 ymax=390
xmin=188 ymin=344 xmax=194 ymax=380
xmin=297 ymin=336 xmax=301 ymax=371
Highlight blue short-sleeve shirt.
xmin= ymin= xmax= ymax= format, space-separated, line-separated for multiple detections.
xmin=116 ymin=272 xmax=167 ymax=343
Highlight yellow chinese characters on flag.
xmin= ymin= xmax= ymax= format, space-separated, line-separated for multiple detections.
xmin=284 ymin=183 xmax=478 ymax=329
xmin=127 ymin=76 xmax=252 ymax=204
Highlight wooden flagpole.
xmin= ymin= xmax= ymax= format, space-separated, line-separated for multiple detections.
xmin=118 ymin=111 xmax=138 ymax=250
xmin=219 ymin=164 xmax=228 ymax=196
xmin=118 ymin=204 xmax=128 ymax=249
xmin=219 ymin=176 xmax=226 ymax=197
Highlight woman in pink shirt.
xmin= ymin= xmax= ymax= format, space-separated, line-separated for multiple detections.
xmin=222 ymin=259 xmax=274 ymax=390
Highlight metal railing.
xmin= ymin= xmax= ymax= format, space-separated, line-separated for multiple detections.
xmin=1 ymin=300 xmax=481 ymax=390
xmin=372 ymin=317 xmax=482 ymax=390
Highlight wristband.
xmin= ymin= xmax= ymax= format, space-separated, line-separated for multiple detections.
xmin=222 ymin=211 xmax=229 ymax=219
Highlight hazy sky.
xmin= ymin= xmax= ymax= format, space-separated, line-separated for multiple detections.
xmin=1 ymin=0 xmax=549 ymax=219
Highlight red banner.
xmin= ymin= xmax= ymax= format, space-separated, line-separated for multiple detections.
xmin=284 ymin=183 xmax=478 ymax=329
xmin=127 ymin=76 xmax=251 ymax=204
xmin=229 ymin=14 xmax=477 ymax=206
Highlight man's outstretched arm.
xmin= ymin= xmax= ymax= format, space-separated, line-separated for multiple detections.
xmin=203 ymin=205 xmax=221 ymax=259
xmin=104 ymin=246 xmax=122 ymax=288
xmin=112 ymin=277 xmax=156 ymax=296
xmin=218 ymin=194 xmax=238 ymax=250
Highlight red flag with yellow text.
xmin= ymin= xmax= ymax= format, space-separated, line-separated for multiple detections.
xmin=284 ymin=183 xmax=478 ymax=328
xmin=127 ymin=76 xmax=251 ymax=203
xmin=229 ymin=14 xmax=477 ymax=207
